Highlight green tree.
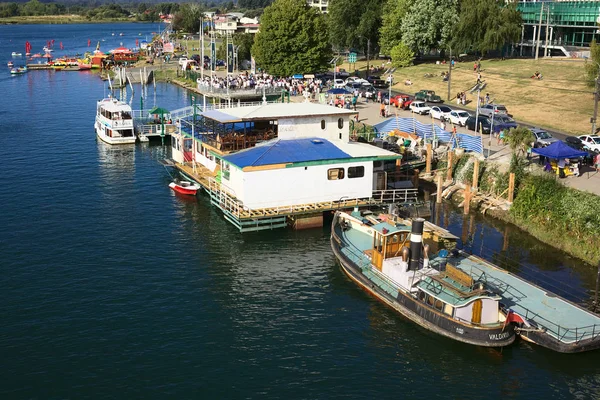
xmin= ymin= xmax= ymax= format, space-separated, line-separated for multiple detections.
xmin=390 ymin=42 xmax=414 ymax=67
xmin=585 ymin=39 xmax=600 ymax=87
xmin=379 ymin=0 xmax=410 ymax=55
xmin=172 ymin=3 xmax=204 ymax=33
xmin=505 ymin=126 xmax=533 ymax=157
xmin=234 ymin=33 xmax=255 ymax=64
xmin=252 ymin=0 xmax=331 ymax=76
xmin=400 ymin=0 xmax=458 ymax=53
xmin=328 ymin=0 xmax=383 ymax=55
xmin=452 ymin=0 xmax=521 ymax=55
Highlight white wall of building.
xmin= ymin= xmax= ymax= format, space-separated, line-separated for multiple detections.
xmin=222 ymin=161 xmax=373 ymax=209
xmin=278 ymin=116 xmax=349 ymax=142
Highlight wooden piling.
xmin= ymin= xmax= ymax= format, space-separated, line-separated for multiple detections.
xmin=426 ymin=143 xmax=432 ymax=174
xmin=508 ymin=172 xmax=515 ymax=202
xmin=436 ymin=174 xmax=443 ymax=204
xmin=473 ymin=159 xmax=479 ymax=189
xmin=446 ymin=151 xmax=454 ymax=181
xmin=412 ymin=169 xmax=420 ymax=189
xmin=464 ymin=185 xmax=471 ymax=214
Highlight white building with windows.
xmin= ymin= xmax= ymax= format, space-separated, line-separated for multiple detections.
xmin=308 ymin=0 xmax=329 ymax=13
xmin=170 ymin=103 xmax=400 ymax=210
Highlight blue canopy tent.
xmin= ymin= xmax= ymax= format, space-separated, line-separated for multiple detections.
xmin=531 ymin=140 xmax=589 ymax=159
xmin=292 ymin=74 xmax=304 ymax=79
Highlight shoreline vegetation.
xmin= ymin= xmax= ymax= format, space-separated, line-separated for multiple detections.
xmin=0 ymin=15 xmax=136 ymax=24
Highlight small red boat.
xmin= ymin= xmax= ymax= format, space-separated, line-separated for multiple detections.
xmin=169 ymin=180 xmax=200 ymax=195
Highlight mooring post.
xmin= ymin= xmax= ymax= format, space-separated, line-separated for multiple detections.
xmin=464 ymin=185 xmax=471 ymax=214
xmin=595 ymin=261 xmax=600 ymax=312
xmin=446 ymin=151 xmax=454 ymax=182
xmin=508 ymin=172 xmax=515 ymax=202
xmin=426 ymin=143 xmax=432 ymax=174
xmin=473 ymin=159 xmax=479 ymax=190
xmin=436 ymin=174 xmax=443 ymax=204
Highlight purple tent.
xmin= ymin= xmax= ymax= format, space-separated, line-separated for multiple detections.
xmin=531 ymin=140 xmax=589 ymax=159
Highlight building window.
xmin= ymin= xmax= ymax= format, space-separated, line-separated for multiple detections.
xmin=338 ymin=118 xmax=344 ymax=129
xmin=327 ymin=168 xmax=344 ymax=180
xmin=348 ymin=166 xmax=365 ymax=178
xmin=339 ymin=132 xmax=342 ymax=139
xmin=321 ymin=119 xmax=326 ymax=130
xmin=373 ymin=161 xmax=382 ymax=168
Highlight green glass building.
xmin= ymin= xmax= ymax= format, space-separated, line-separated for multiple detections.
xmin=517 ymin=1 xmax=600 ymax=55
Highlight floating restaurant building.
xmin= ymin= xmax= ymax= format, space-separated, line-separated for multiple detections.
xmin=168 ymin=103 xmax=416 ymax=232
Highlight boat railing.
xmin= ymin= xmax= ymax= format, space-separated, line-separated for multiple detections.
xmin=464 ymin=263 xmax=600 ymax=343
xmin=372 ymin=188 xmax=419 ymax=204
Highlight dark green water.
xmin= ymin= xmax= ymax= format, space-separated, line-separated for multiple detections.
xmin=1 ymin=23 xmax=600 ymax=399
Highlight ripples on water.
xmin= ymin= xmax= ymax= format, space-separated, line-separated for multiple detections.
xmin=1 ymin=23 xmax=600 ymax=399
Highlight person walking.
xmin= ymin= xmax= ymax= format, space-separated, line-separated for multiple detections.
xmin=440 ymin=120 xmax=446 ymax=131
xmin=380 ymin=102 xmax=386 ymax=118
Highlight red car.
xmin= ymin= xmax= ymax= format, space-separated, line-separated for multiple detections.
xmin=389 ymin=95 xmax=412 ymax=110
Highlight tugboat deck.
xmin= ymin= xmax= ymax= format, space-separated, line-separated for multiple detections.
xmin=452 ymin=253 xmax=600 ymax=344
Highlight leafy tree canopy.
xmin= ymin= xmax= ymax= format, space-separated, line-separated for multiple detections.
xmin=328 ymin=0 xmax=384 ymax=56
xmin=378 ymin=0 xmax=409 ymax=55
xmin=252 ymin=0 xmax=331 ymax=76
xmin=172 ymin=3 xmax=204 ymax=33
xmin=390 ymin=42 xmax=414 ymax=67
xmin=585 ymin=39 xmax=600 ymax=87
xmin=400 ymin=0 xmax=458 ymax=53
xmin=452 ymin=0 xmax=521 ymax=54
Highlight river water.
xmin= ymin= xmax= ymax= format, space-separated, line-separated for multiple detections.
xmin=1 ymin=23 xmax=600 ymax=399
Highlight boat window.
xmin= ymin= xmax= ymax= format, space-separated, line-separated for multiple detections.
xmin=327 ymin=168 xmax=344 ymax=180
xmin=321 ymin=120 xmax=326 ymax=130
xmin=348 ymin=166 xmax=365 ymax=178
xmin=434 ymin=299 xmax=444 ymax=311
xmin=427 ymin=295 xmax=435 ymax=306
xmin=373 ymin=161 xmax=382 ymax=168
xmin=418 ymin=291 xmax=426 ymax=302
xmin=338 ymin=118 xmax=344 ymax=129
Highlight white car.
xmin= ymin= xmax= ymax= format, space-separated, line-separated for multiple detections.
xmin=410 ymin=101 xmax=430 ymax=115
xmin=345 ymin=77 xmax=368 ymax=85
xmin=447 ymin=110 xmax=471 ymax=126
xmin=333 ymin=78 xmax=346 ymax=88
xmin=578 ymin=135 xmax=600 ymax=152
xmin=430 ymin=105 xmax=453 ymax=121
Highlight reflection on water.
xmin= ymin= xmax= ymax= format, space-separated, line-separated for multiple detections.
xmin=429 ymin=198 xmax=595 ymax=306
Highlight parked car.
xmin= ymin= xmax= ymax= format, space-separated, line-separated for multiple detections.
xmin=577 ymin=135 xmax=600 ymax=152
xmin=359 ymin=83 xmax=376 ymax=97
xmin=530 ymin=128 xmax=558 ymax=147
xmin=389 ymin=94 xmax=411 ymax=109
xmin=478 ymin=104 xmax=509 ymax=117
xmin=430 ymin=105 xmax=453 ymax=121
xmin=465 ymin=116 xmax=491 ymax=134
xmin=410 ymin=101 xmax=430 ymax=115
xmin=367 ymin=75 xmax=388 ymax=88
xmin=565 ymin=136 xmax=587 ymax=151
xmin=492 ymin=115 xmax=518 ymax=130
xmin=447 ymin=110 xmax=471 ymax=126
xmin=333 ymin=78 xmax=346 ymax=88
xmin=414 ymin=90 xmax=443 ymax=103
xmin=344 ymin=82 xmax=362 ymax=92
xmin=345 ymin=76 xmax=366 ymax=85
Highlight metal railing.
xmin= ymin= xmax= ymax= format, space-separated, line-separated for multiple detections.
xmin=372 ymin=188 xmax=419 ymax=204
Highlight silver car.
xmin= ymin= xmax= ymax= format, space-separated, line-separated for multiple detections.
xmin=478 ymin=104 xmax=508 ymax=118
xmin=531 ymin=128 xmax=558 ymax=147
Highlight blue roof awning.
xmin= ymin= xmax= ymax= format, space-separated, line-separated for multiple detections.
xmin=223 ymin=138 xmax=352 ymax=168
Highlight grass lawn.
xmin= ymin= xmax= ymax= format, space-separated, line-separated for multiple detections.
xmin=355 ymin=58 xmax=593 ymax=135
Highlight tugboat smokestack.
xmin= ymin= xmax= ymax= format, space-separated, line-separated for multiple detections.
xmin=409 ymin=218 xmax=425 ymax=271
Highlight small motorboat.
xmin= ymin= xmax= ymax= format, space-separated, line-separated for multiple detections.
xmin=169 ymin=180 xmax=200 ymax=195
xmin=119 ymin=33 xmax=124 ymax=36
xmin=10 ymin=66 xmax=27 ymax=75
xmin=11 ymin=52 xmax=22 ymax=57
xmin=7 ymin=61 xmax=13 ymax=67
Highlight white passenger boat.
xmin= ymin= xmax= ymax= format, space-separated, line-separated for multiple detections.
xmin=95 ymin=97 xmax=136 ymax=145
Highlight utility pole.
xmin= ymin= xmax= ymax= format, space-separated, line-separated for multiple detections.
xmin=535 ymin=4 xmax=544 ymax=60
xmin=366 ymin=38 xmax=371 ymax=78
xmin=200 ymin=16 xmax=204 ymax=80
xmin=593 ymin=69 xmax=599 ymax=134
xmin=447 ymin=47 xmax=452 ymax=101
xmin=544 ymin=5 xmax=550 ymax=57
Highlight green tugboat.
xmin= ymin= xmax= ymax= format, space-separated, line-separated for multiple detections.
xmin=331 ymin=209 xmax=516 ymax=348
xmin=331 ymin=208 xmax=600 ymax=353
